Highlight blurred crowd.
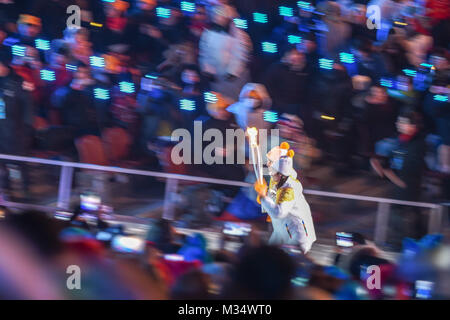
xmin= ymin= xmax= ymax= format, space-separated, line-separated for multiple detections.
xmin=0 ymin=209 xmax=449 ymax=299
xmin=0 ymin=0 xmax=448 ymax=202
xmin=0 ymin=0 xmax=449 ymax=299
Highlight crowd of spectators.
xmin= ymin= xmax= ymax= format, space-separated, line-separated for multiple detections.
xmin=0 ymin=0 xmax=449 ymax=300
xmin=0 ymin=209 xmax=448 ymax=299
xmin=0 ymin=0 xmax=448 ymax=202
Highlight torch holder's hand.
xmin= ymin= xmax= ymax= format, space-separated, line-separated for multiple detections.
xmin=254 ymin=179 xmax=268 ymax=198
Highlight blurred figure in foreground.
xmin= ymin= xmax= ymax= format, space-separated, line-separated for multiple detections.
xmin=222 ymin=245 xmax=296 ymax=299
xmin=170 ymin=269 xmax=211 ymax=300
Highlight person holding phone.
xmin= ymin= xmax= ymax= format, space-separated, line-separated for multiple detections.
xmin=254 ymin=143 xmax=316 ymax=254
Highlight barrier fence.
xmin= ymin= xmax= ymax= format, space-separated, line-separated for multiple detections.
xmin=0 ymin=153 xmax=446 ymax=245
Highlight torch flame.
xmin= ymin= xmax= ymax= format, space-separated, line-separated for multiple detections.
xmin=246 ymin=127 xmax=264 ymax=186
xmin=246 ymin=127 xmax=258 ymax=144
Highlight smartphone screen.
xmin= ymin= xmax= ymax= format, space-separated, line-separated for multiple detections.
xmin=80 ymin=194 xmax=101 ymax=212
xmin=96 ymin=231 xmax=113 ymax=241
xmin=140 ymin=77 xmax=162 ymax=92
xmin=54 ymin=211 xmax=72 ymax=221
xmin=336 ymin=232 xmax=354 ymax=248
xmin=111 ymin=236 xmax=145 ymax=254
xmin=223 ymin=222 xmax=252 ymax=237
xmin=415 ymin=280 xmax=434 ymax=299
xmin=163 ymin=254 xmax=185 ymax=261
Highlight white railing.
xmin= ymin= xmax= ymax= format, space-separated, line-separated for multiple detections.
xmin=0 ymin=153 xmax=446 ymax=245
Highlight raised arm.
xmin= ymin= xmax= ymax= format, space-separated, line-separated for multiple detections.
xmin=260 ymin=187 xmax=295 ymax=219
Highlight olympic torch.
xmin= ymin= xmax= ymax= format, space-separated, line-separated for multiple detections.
xmin=246 ymin=127 xmax=264 ymax=185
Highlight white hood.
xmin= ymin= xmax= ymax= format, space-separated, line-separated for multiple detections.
xmin=237 ymin=83 xmax=272 ymax=109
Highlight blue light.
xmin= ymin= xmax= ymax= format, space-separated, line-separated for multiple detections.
xmin=380 ymin=78 xmax=394 ymax=88
xmin=180 ymin=1 xmax=196 ymax=12
xmin=402 ymin=69 xmax=417 ymax=77
xmin=3 ymin=36 xmax=20 ymax=47
xmin=413 ymin=72 xmax=427 ymax=91
xmin=253 ymin=12 xmax=268 ymax=23
xmin=234 ymin=18 xmax=248 ymax=29
xmin=11 ymin=44 xmax=26 ymax=57
xmin=0 ymin=99 xmax=4 ymax=120
xmin=288 ymin=35 xmax=301 ymax=44
xmin=262 ymin=42 xmax=277 ymax=54
xmin=319 ymin=58 xmax=334 ymax=70
xmin=433 ymin=94 xmax=448 ymax=102
xmin=94 ymin=88 xmax=110 ymax=100
xmin=90 ymin=56 xmax=105 ymax=68
xmin=339 ymin=52 xmax=355 ymax=64
xmin=298 ymin=1 xmax=312 ymax=10
xmin=279 ymin=6 xmax=294 ymax=17
xmin=264 ymin=111 xmax=278 ymax=123
xmin=156 ymin=7 xmax=171 ymax=18
xmin=35 ymin=39 xmax=50 ymax=51
xmin=204 ymin=92 xmax=218 ymax=103
xmin=180 ymin=99 xmax=196 ymax=111
xmin=145 ymin=74 xmax=158 ymax=79
xmin=40 ymin=69 xmax=56 ymax=81
xmin=65 ymin=64 xmax=77 ymax=71
xmin=420 ymin=63 xmax=433 ymax=68
xmin=119 ymin=81 xmax=135 ymax=94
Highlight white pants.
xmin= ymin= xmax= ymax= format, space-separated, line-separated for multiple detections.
xmin=268 ymin=216 xmax=312 ymax=253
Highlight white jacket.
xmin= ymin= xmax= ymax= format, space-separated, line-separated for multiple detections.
xmin=199 ymin=25 xmax=252 ymax=78
xmin=227 ymin=83 xmax=272 ymax=130
xmin=261 ymin=175 xmax=317 ymax=253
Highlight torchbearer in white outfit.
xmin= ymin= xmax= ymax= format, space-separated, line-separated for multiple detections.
xmin=254 ymin=142 xmax=317 ymax=253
